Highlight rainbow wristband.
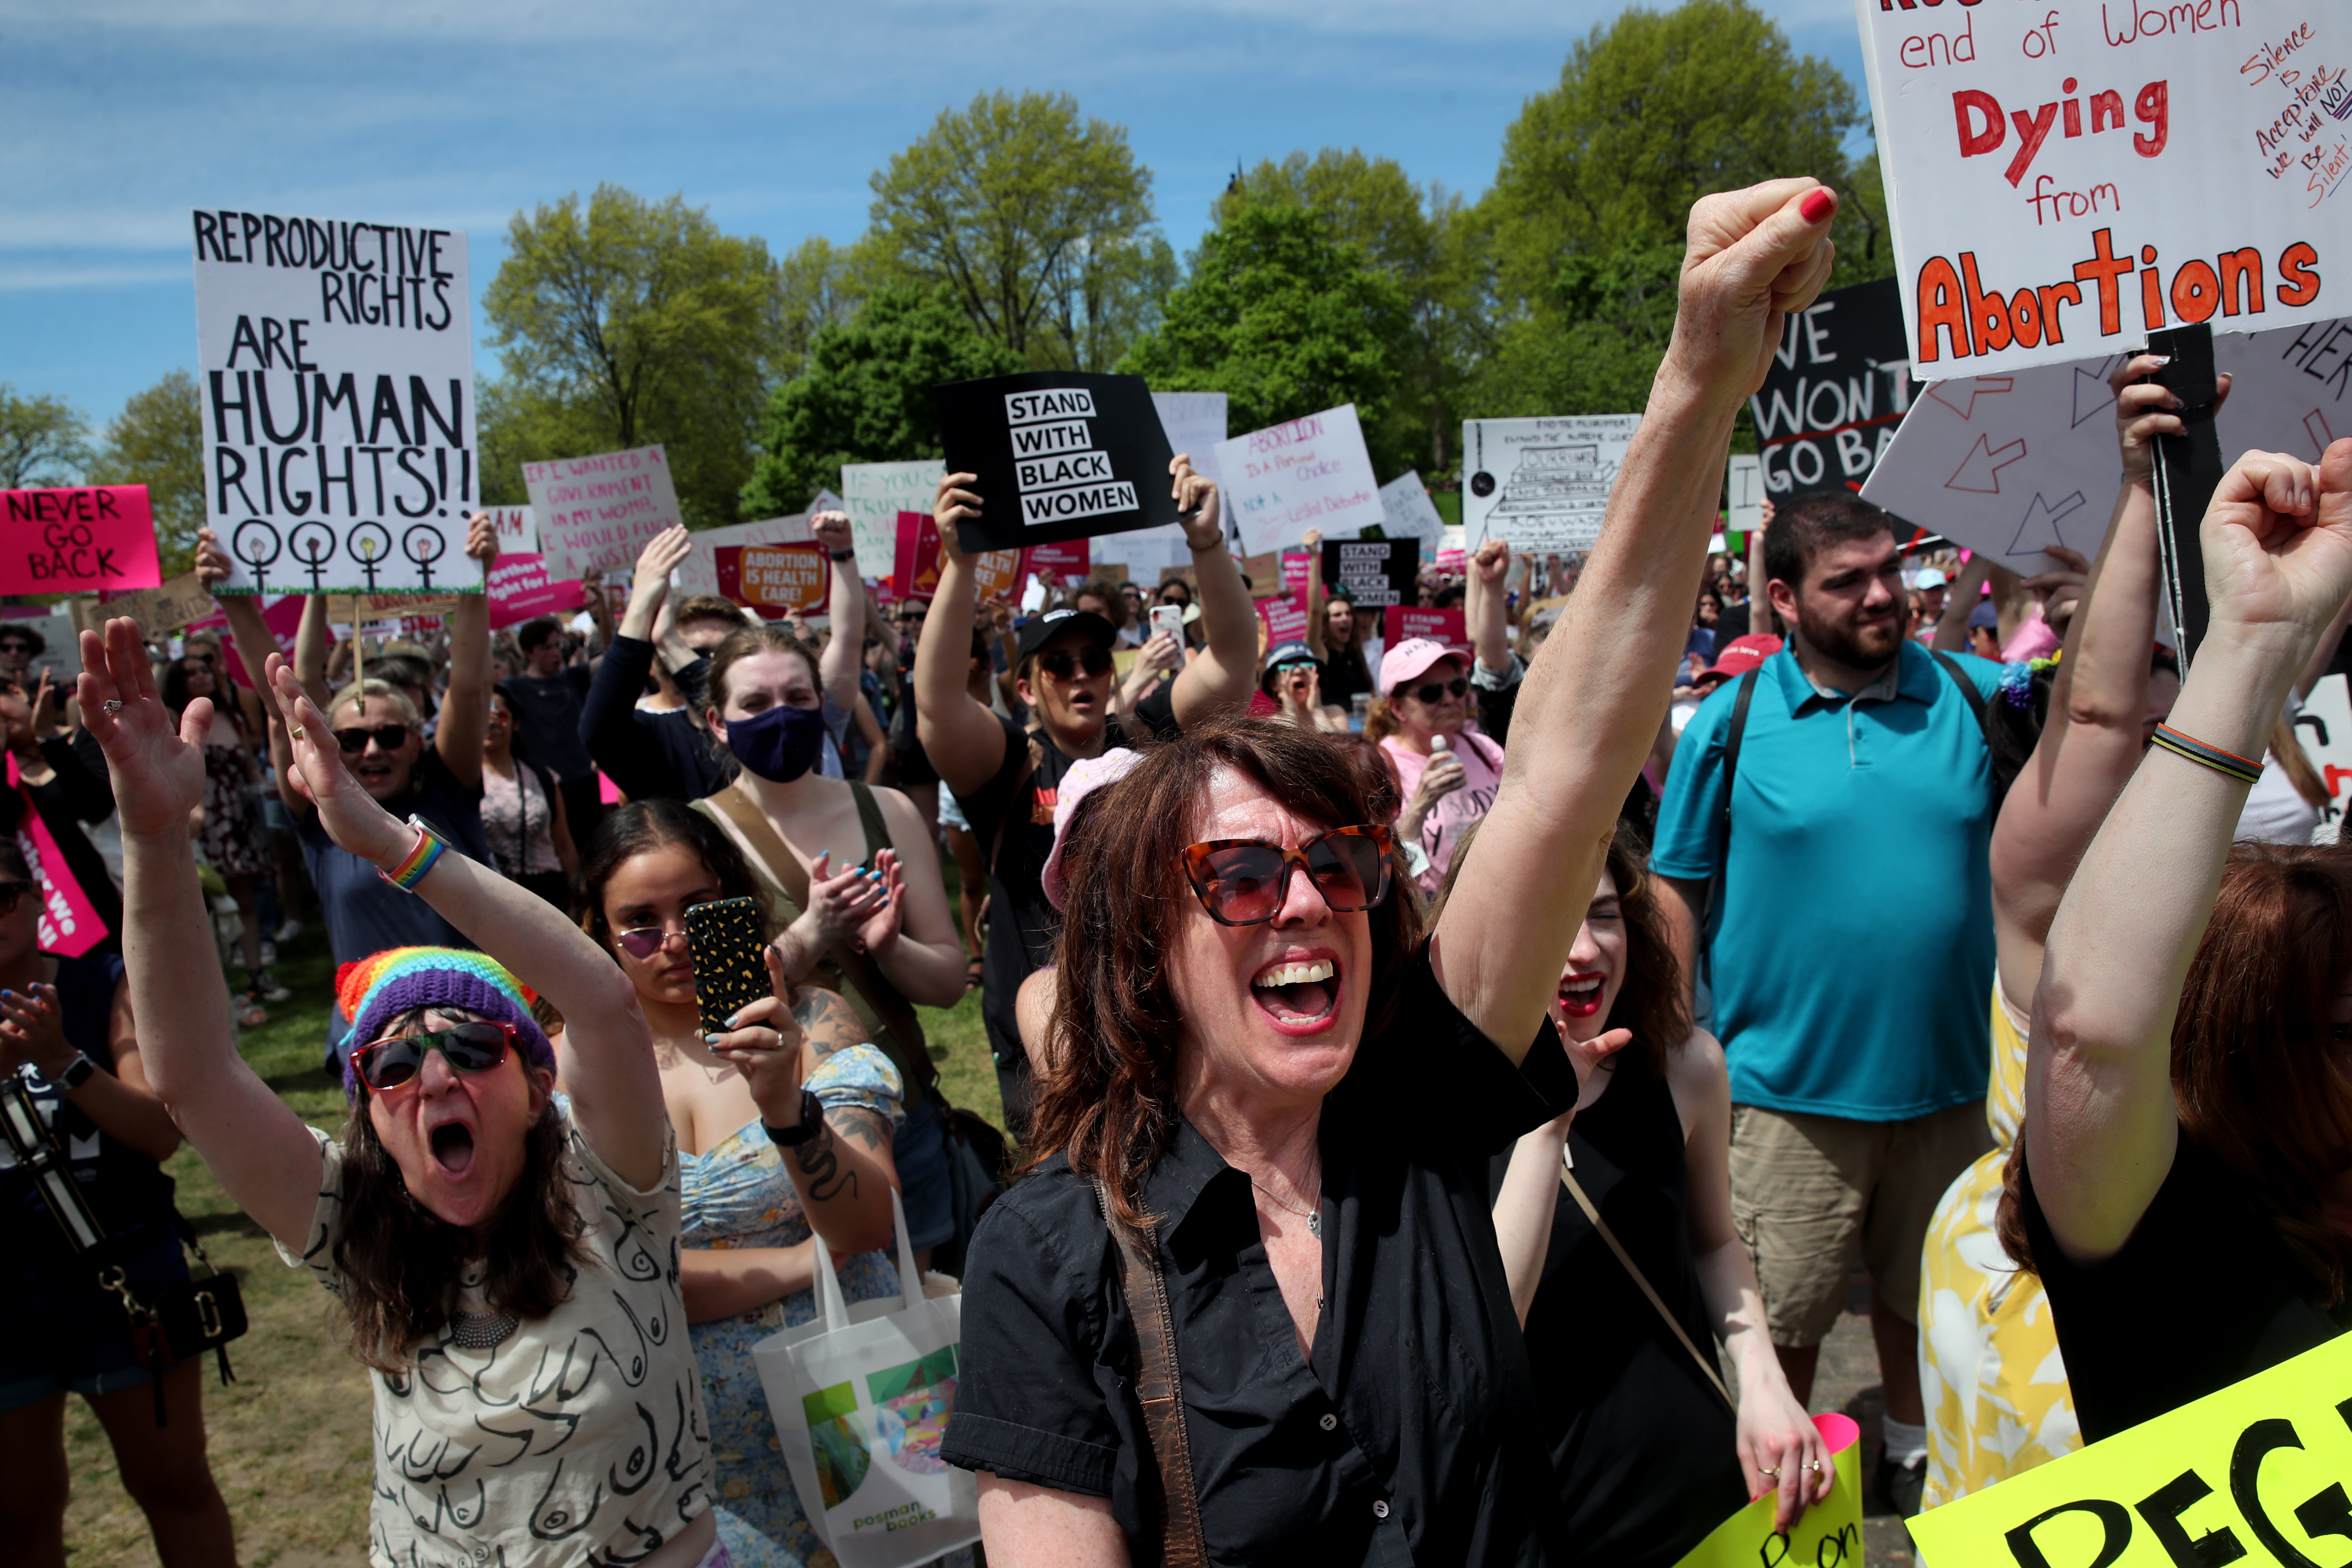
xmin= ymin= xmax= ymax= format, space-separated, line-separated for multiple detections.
xmin=2149 ymin=723 xmax=2265 ymax=786
xmin=378 ymin=816 xmax=449 ymax=893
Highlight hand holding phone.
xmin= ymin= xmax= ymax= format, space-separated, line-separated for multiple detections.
xmin=684 ymin=896 xmax=773 ymax=1035
xmin=1149 ymin=605 xmax=1185 ymax=646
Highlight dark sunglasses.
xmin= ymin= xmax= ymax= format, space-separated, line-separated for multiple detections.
xmin=613 ymin=925 xmax=686 ymax=960
xmin=0 ymin=643 xmax=32 ymax=657
xmin=1403 ymin=677 xmax=1469 ymax=705
xmin=1037 ymin=646 xmax=1113 ymax=680
xmin=0 ymin=881 xmax=33 ymax=914
xmin=351 ymin=1021 xmax=517 ymax=1092
xmin=334 ymin=724 xmax=411 ymax=754
xmin=1179 ymin=824 xmax=1394 ymax=927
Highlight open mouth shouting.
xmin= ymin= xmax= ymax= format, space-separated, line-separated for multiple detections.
xmin=426 ymin=1115 xmax=478 ymax=1177
xmin=1252 ymin=952 xmax=1342 ymax=1033
xmin=1558 ymin=973 xmax=1606 ymax=1020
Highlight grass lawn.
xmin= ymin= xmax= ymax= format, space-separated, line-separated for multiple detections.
xmin=61 ymin=922 xmax=1008 ymax=1566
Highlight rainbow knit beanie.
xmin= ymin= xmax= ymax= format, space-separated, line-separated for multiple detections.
xmin=335 ymin=946 xmax=553 ymax=1098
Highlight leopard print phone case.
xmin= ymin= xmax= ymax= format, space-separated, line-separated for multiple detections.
xmin=683 ymin=896 xmax=771 ymax=1034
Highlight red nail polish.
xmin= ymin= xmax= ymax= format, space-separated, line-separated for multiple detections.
xmin=1800 ymin=188 xmax=1836 ymax=224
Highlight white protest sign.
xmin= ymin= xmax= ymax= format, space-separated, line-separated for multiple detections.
xmin=525 ymin=446 xmax=683 ymax=581
xmin=1215 ymin=404 xmax=1382 ymax=557
xmin=676 ymin=511 xmax=817 ymax=599
xmin=1727 ymin=454 xmax=1765 ymax=536
xmin=486 ymin=504 xmax=537 ymax=556
xmin=1862 ymin=315 xmax=2352 ymax=561
xmin=194 ymin=208 xmax=478 ymax=594
xmin=1377 ymin=471 xmax=1447 ymax=550
xmin=1462 ymin=415 xmax=1641 ymax=552
xmin=1854 ymin=0 xmax=2344 ymax=381
xmin=1110 ymin=391 xmax=1230 ymax=567
xmin=842 ymin=461 xmax=943 ymax=572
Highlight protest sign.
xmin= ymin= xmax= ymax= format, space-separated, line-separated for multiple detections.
xmin=1462 ymin=416 xmax=1641 ymax=552
xmin=1257 ymin=593 xmax=1309 ymax=646
xmin=1282 ymin=552 xmax=1312 ymax=597
xmin=1241 ymin=552 xmax=1286 ymax=600
xmin=1726 ymin=454 xmax=1765 ymax=541
xmin=1671 ymin=1415 xmax=1861 ymax=1568
xmin=1907 ymin=1331 xmax=2352 ymax=1568
xmin=936 ymin=372 xmax=1179 ymax=553
xmin=1749 ymin=278 xmax=1921 ymax=498
xmin=194 ymin=209 xmax=476 ymax=594
xmin=1855 ymin=0 xmax=2344 ymax=381
xmin=486 ymin=554 xmax=588 ymax=630
xmin=101 ymin=572 xmax=215 ymax=635
xmin=895 ymin=510 xmax=943 ymax=601
xmin=1861 ymin=315 xmax=2352 ymax=563
xmin=1378 ymin=470 xmax=1449 ymax=550
xmin=0 ymin=486 xmax=163 ymax=594
xmin=1025 ymin=538 xmax=1090 ymax=582
xmin=1110 ymin=391 xmax=1232 ymax=561
xmin=716 ymin=542 xmax=829 ymax=619
xmin=1094 ymin=560 xmax=1130 ymax=592
xmin=842 ymin=461 xmax=941 ymax=570
xmin=527 ymin=446 xmax=682 ymax=581
xmin=1391 ymin=606 xmax=1466 ymax=645
xmin=486 ymin=504 xmax=537 ymax=556
xmin=676 ymin=512 xmax=816 ymax=599
xmin=971 ymin=548 xmax=1023 ymax=602
xmin=327 ymin=592 xmax=461 ymax=625
xmin=1322 ymin=538 xmax=1421 ymax=608
xmin=1217 ymin=405 xmax=1383 ymax=557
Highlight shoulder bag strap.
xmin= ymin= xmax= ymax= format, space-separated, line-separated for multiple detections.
xmin=2 ymin=1071 xmax=109 ymax=1252
xmin=1928 ymin=648 xmax=1995 ymax=748
xmin=1558 ymin=1163 xmax=1734 ymax=1411
xmin=1096 ymin=1179 xmax=1208 ymax=1568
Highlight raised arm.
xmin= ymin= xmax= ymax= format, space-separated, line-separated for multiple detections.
xmin=1466 ymin=539 xmax=1514 ymax=677
xmin=1930 ymin=555 xmax=1995 ymax=654
xmin=1166 ymin=458 xmax=1258 ymax=727
xmin=1302 ymin=528 xmax=1329 ymax=660
xmin=293 ymin=593 xmax=333 ymax=710
xmin=433 ymin=513 xmax=497 ymax=792
xmin=914 ymin=476 xmax=1013 ymax=798
xmin=1989 ymin=356 xmax=2172 ymax=1007
xmin=2028 ymin=441 xmax=2352 ymax=1261
xmin=813 ymin=510 xmax=865 ymax=719
xmin=1430 ymin=179 xmax=1839 ymax=1057
xmin=76 ymin=621 xmax=324 ymax=1251
xmin=265 ymin=654 xmax=668 ymax=1190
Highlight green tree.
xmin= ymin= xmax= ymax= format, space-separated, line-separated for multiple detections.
xmin=740 ymin=285 xmax=1019 ymax=519
xmin=1119 ymin=205 xmax=1414 ymax=470
xmin=481 ymin=185 xmax=781 ymax=529
xmin=865 ymin=91 xmax=1169 ymax=371
xmin=775 ymin=236 xmax=866 ymax=384
xmin=1468 ymin=244 xmax=1684 ymax=419
xmin=0 ymin=386 xmax=92 ymax=490
xmin=88 ymin=370 xmax=204 ymax=575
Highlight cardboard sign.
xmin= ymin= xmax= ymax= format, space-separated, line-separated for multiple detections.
xmin=486 ymin=504 xmax=537 ymax=556
xmin=1378 ymin=469 xmax=1449 ymax=549
xmin=676 ymin=510 xmax=817 ymax=600
xmin=936 ymin=371 xmax=1179 ymax=552
xmin=327 ymin=592 xmax=461 ymax=624
xmin=194 ymin=209 xmax=476 ymax=594
xmin=716 ymin=542 xmax=829 ymax=618
xmin=1218 ymin=404 xmax=1384 ymax=557
xmin=526 ymin=446 xmax=683 ymax=580
xmin=1258 ymin=593 xmax=1310 ymax=646
xmin=1749 ymin=278 xmax=1921 ymax=498
xmin=1862 ymin=315 xmax=2352 ymax=563
xmin=1391 ymin=606 xmax=1466 ymax=645
xmin=486 ymin=553 xmax=588 ymax=630
xmin=1323 ymin=538 xmax=1421 ymax=608
xmin=1726 ymin=454 xmax=1766 ymax=538
xmin=1855 ymin=0 xmax=2343 ymax=380
xmin=1907 ymin=1332 xmax=2352 ymax=1568
xmin=99 ymin=571 xmax=215 ymax=636
xmin=1241 ymin=552 xmax=1285 ymax=600
xmin=842 ymin=461 xmax=941 ymax=571
xmin=1463 ymin=415 xmax=1641 ymax=552
xmin=0 ymin=486 xmax=163 ymax=594
xmin=1671 ymin=1415 xmax=1861 ymax=1568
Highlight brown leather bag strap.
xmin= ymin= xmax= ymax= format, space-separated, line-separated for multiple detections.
xmin=1096 ymin=1180 xmax=1208 ymax=1568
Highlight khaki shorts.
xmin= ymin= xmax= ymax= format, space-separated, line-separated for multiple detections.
xmin=1729 ymin=1100 xmax=1991 ymax=1349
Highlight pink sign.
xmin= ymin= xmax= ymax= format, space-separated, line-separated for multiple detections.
xmin=1281 ymin=552 xmax=1311 ymax=597
xmin=1257 ymin=593 xmax=1309 ymax=646
xmin=8 ymin=754 xmax=105 ymax=956
xmin=1023 ymin=539 xmax=1089 ymax=582
xmin=0 ymin=486 xmax=162 ymax=594
xmin=1391 ymin=607 xmax=1465 ymax=645
xmin=894 ymin=510 xmax=941 ymax=601
xmin=487 ymin=554 xmax=588 ymax=630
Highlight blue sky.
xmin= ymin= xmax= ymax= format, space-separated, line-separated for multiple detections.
xmin=2 ymin=0 xmax=1869 ymax=432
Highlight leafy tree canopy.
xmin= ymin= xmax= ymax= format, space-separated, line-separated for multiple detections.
xmin=0 ymin=385 xmax=92 ymax=491
xmin=88 ymin=370 xmax=203 ymax=575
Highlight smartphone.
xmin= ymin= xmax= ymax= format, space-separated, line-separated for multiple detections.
xmin=683 ymin=896 xmax=770 ymax=1035
xmin=1149 ymin=605 xmax=1185 ymax=645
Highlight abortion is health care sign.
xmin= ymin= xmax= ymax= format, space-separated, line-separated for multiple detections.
xmin=936 ymin=372 xmax=1180 ymax=555
xmin=194 ymin=209 xmax=479 ymax=595
xmin=1854 ymin=0 xmax=2344 ymax=380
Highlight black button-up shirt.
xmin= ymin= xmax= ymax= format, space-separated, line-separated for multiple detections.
xmin=943 ymin=950 xmax=1575 ymax=1565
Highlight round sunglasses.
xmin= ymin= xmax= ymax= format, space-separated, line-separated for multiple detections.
xmin=350 ymin=1021 xmax=517 ymax=1093
xmin=1401 ymin=677 xmax=1469 ymax=706
xmin=1179 ymin=824 xmax=1394 ymax=927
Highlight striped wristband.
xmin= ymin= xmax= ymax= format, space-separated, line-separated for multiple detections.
xmin=2149 ymin=723 xmax=2265 ymax=786
xmin=378 ymin=816 xmax=449 ymax=892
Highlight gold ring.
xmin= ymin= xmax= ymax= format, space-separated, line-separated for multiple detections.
xmin=290 ymin=725 xmax=306 ymax=740
xmin=1758 ymin=1466 xmax=1781 ymax=1479
xmin=1805 ymin=1460 xmax=1822 ymax=1472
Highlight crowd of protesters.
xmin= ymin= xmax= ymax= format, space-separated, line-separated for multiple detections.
xmin=8 ymin=173 xmax=2352 ymax=1568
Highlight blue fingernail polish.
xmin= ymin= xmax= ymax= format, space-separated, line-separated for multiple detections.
xmin=704 ymin=1033 xmax=726 ymax=1045
xmin=724 ymin=1011 xmax=743 ymax=1029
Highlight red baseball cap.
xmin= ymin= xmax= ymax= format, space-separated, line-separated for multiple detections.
xmin=1697 ymin=634 xmax=1783 ymax=687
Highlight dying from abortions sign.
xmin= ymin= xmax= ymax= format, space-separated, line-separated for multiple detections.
xmin=1855 ymin=0 xmax=2344 ymax=378
xmin=194 ymin=209 xmax=478 ymax=594
xmin=935 ymin=371 xmax=1179 ymax=554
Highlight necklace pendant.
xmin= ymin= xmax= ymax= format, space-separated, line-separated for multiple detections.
xmin=1307 ymin=1211 xmax=1323 ymax=1240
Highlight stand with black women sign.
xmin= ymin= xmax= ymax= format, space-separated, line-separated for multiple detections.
xmin=933 ymin=372 xmax=1180 ymax=555
xmin=2150 ymin=323 xmax=2222 ymax=669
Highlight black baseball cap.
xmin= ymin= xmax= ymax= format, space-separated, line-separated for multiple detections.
xmin=1015 ymin=608 xmax=1116 ymax=664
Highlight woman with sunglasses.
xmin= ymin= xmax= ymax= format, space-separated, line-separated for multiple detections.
xmin=942 ymin=180 xmax=1843 ymax=1566
xmin=80 ymin=622 xmax=731 ymax=1568
xmin=579 ymin=799 xmax=913 ymax=1565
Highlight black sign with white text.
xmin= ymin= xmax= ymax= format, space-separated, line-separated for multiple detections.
xmin=935 ymin=371 xmax=1180 ymax=553
xmin=1321 ymin=537 xmax=1421 ymax=608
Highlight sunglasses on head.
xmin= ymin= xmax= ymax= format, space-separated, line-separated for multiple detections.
xmin=335 ymin=724 xmax=411 ymax=754
xmin=1037 ymin=646 xmax=1113 ymax=680
xmin=1403 ymin=677 xmax=1468 ymax=705
xmin=1179 ymin=824 xmax=1394 ymax=927
xmin=350 ymin=1021 xmax=517 ymax=1092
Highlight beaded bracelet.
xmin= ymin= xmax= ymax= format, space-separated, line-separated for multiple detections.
xmin=378 ymin=816 xmax=450 ymax=893
xmin=2149 ymin=723 xmax=2265 ymax=786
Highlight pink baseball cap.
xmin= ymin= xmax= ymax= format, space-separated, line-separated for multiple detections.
xmin=1041 ymin=748 xmax=1146 ymax=911
xmin=1379 ymin=637 xmax=1469 ymax=694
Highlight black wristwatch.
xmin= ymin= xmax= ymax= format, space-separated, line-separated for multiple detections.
xmin=53 ymin=1052 xmax=97 ymax=1092
xmin=828 ymin=548 xmax=856 ymax=563
xmin=764 ymin=1087 xmax=828 ymax=1147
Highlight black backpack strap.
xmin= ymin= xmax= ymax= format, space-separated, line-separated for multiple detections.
xmin=1928 ymin=649 xmax=1994 ymax=747
xmin=1718 ymin=669 xmax=1761 ymax=861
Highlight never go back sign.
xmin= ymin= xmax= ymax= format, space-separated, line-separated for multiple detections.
xmin=1856 ymin=0 xmax=2343 ymax=377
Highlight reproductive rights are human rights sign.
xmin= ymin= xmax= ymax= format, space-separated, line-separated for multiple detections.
xmin=935 ymin=371 xmax=1180 ymax=554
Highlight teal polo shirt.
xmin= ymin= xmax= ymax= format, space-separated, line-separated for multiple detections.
xmin=1651 ymin=642 xmax=2003 ymax=1121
